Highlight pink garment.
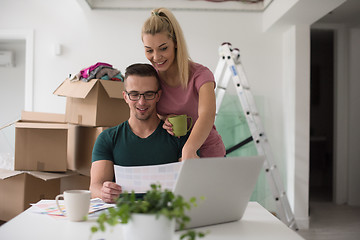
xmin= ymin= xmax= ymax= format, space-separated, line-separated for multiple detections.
xmin=157 ymin=62 xmax=226 ymax=157
xmin=80 ymin=62 xmax=112 ymax=79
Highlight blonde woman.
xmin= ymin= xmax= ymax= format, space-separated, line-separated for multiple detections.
xmin=141 ymin=8 xmax=226 ymax=160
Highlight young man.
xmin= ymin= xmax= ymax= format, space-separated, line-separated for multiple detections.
xmin=90 ymin=63 xmax=188 ymax=203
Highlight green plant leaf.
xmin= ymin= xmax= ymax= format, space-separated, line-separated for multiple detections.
xmin=90 ymin=183 xmax=207 ymax=240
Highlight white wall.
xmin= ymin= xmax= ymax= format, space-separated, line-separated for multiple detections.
xmin=0 ymin=0 xmax=283 ymax=117
xmin=0 ymin=1 xmax=286 ymax=168
xmin=348 ymin=28 xmax=360 ymax=206
xmin=281 ymin=23 xmax=311 ymax=229
xmin=1 ymin=0 xmax=352 ymax=227
xmin=293 ymin=24 xmax=311 ymax=226
xmin=0 ymin=0 xmax=287 ymax=208
xmin=282 ymin=25 xmax=296 ymax=213
xmin=281 ymin=24 xmax=312 ymax=228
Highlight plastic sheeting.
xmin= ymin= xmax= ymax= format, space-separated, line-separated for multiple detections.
xmin=0 ymin=124 xmax=15 ymax=170
xmin=215 ymin=91 xmax=276 ymax=213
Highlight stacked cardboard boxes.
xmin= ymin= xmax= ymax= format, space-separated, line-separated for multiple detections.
xmin=53 ymin=78 xmax=129 ymax=126
xmin=0 ymin=78 xmax=129 ymax=221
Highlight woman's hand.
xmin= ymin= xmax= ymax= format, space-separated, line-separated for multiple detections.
xmin=181 ymin=144 xmax=200 ymax=161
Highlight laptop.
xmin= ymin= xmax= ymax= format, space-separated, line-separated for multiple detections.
xmin=173 ymin=156 xmax=265 ymax=230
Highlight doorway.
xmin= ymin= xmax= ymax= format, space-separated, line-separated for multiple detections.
xmin=0 ymin=29 xmax=33 ymax=170
xmin=0 ymin=39 xmax=26 ymax=169
xmin=310 ymin=29 xmax=334 ymax=202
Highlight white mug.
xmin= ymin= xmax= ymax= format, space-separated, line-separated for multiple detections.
xmin=55 ymin=190 xmax=91 ymax=222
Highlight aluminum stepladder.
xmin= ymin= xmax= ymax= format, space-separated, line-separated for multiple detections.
xmin=214 ymin=42 xmax=298 ymax=230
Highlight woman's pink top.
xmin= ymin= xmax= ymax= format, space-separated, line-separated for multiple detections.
xmin=157 ymin=62 xmax=226 ymax=157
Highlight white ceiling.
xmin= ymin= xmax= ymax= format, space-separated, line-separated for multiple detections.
xmin=316 ymin=0 xmax=360 ymax=27
xmin=83 ymin=0 xmax=360 ymax=27
xmin=82 ymin=0 xmax=272 ymax=11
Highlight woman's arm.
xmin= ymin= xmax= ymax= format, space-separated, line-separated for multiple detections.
xmin=181 ymin=81 xmax=216 ymax=160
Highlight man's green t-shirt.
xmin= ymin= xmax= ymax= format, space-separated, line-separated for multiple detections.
xmin=92 ymin=120 xmax=188 ymax=166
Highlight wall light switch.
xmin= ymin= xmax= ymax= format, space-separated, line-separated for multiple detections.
xmin=54 ymin=43 xmax=62 ymax=56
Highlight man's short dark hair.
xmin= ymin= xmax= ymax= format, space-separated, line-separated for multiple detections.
xmin=124 ymin=63 xmax=160 ymax=90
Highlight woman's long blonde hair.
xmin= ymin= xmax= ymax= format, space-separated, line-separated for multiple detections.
xmin=142 ymin=7 xmax=191 ymax=88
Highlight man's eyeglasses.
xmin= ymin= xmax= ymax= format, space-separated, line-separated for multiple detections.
xmin=125 ymin=91 xmax=159 ymax=101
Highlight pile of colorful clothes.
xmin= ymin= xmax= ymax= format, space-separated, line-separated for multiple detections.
xmin=69 ymin=62 xmax=124 ymax=82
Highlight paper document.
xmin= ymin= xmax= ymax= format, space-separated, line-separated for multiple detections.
xmin=31 ymin=198 xmax=115 ymax=219
xmin=114 ymin=162 xmax=182 ymax=193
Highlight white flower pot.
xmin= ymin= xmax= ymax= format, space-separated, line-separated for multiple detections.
xmin=122 ymin=214 xmax=175 ymax=240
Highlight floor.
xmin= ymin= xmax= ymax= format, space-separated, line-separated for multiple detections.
xmin=297 ymin=198 xmax=360 ymax=240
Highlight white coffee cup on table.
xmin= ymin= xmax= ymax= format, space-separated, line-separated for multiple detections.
xmin=55 ymin=190 xmax=91 ymax=222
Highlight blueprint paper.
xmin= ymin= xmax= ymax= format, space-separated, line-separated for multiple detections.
xmin=114 ymin=162 xmax=182 ymax=193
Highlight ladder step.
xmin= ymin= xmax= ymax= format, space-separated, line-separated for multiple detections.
xmin=214 ymin=42 xmax=298 ymax=231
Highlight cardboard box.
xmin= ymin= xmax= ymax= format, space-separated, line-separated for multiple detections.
xmin=15 ymin=112 xmax=108 ymax=173
xmin=20 ymin=110 xmax=65 ymax=123
xmin=14 ymin=122 xmax=68 ymax=172
xmin=67 ymin=124 xmax=108 ymax=176
xmin=60 ymin=174 xmax=90 ymax=193
xmin=53 ymin=78 xmax=129 ymax=127
xmin=0 ymin=169 xmax=76 ymax=221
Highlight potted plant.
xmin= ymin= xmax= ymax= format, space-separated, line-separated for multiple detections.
xmin=91 ymin=184 xmax=207 ymax=240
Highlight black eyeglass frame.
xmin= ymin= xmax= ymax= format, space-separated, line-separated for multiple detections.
xmin=125 ymin=90 xmax=159 ymax=101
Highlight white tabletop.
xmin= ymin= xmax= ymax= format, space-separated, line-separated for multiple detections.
xmin=0 ymin=201 xmax=304 ymax=240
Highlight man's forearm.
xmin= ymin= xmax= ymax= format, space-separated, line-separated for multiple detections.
xmin=89 ymin=182 xmax=103 ymax=199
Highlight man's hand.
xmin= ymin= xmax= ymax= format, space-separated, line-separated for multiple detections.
xmin=162 ymin=114 xmax=177 ymax=136
xmin=101 ymin=181 xmax=122 ymax=203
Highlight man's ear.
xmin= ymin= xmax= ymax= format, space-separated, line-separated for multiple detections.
xmin=123 ymin=91 xmax=129 ymax=103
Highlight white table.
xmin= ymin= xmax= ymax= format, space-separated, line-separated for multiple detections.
xmin=0 ymin=201 xmax=304 ymax=240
